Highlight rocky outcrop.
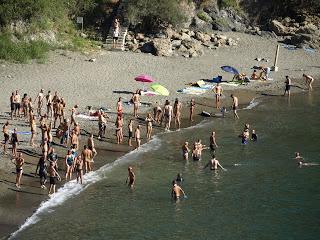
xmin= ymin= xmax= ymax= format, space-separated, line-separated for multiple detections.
xmin=125 ymin=28 xmax=239 ymax=58
xmin=270 ymin=20 xmax=288 ymax=36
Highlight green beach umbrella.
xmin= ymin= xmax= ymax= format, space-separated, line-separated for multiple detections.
xmin=151 ymin=83 xmax=170 ymax=96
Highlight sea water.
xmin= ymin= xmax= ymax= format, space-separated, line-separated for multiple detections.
xmin=11 ymin=90 xmax=320 ymax=240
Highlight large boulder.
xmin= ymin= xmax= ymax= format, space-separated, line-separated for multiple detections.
xmin=140 ymin=42 xmax=156 ymax=54
xmin=190 ymin=16 xmax=213 ymax=32
xmin=195 ymin=31 xmax=211 ymax=43
xmin=296 ymin=23 xmax=319 ymax=34
xmin=152 ymin=38 xmax=173 ymax=57
xmin=171 ymin=40 xmax=182 ymax=48
xmin=270 ymin=20 xmax=288 ymax=36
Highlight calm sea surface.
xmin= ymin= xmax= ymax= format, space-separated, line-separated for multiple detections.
xmin=11 ymin=89 xmax=320 ymax=240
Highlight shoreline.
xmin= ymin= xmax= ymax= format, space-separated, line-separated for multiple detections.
xmin=0 ymin=31 xmax=319 ymax=238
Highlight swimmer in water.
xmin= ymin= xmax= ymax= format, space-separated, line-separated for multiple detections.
xmin=251 ymin=129 xmax=258 ymax=141
xmin=204 ymin=154 xmax=226 ymax=171
xmin=182 ymin=142 xmax=190 ymax=160
xmin=171 ymin=180 xmax=187 ymax=201
xmin=126 ymin=166 xmax=135 ymax=188
xmin=176 ymin=173 xmax=183 ymax=184
xmin=294 ymin=152 xmax=319 ymax=166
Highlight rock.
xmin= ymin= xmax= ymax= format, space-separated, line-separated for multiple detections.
xmin=133 ymin=38 xmax=138 ymax=44
xmin=127 ymin=43 xmax=139 ymax=52
xmin=191 ymin=16 xmax=213 ymax=32
xmin=212 ymin=18 xmax=232 ymax=32
xmin=88 ymin=58 xmax=96 ymax=62
xmin=182 ymin=53 xmax=189 ymax=58
xmin=171 ymin=40 xmax=182 ymax=48
xmin=180 ymin=32 xmax=192 ymax=41
xmin=152 ymin=38 xmax=173 ymax=57
xmin=270 ymin=20 xmax=288 ymax=36
xmin=195 ymin=31 xmax=211 ymax=43
xmin=126 ymin=33 xmax=135 ymax=41
xmin=282 ymin=17 xmax=292 ymax=27
xmin=296 ymin=23 xmax=319 ymax=34
xmin=178 ymin=45 xmax=188 ymax=53
xmin=140 ymin=42 xmax=155 ymax=54
xmin=135 ymin=33 xmax=145 ymax=41
xmin=80 ymin=32 xmax=88 ymax=38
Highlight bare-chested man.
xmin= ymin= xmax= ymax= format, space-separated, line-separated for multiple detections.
xmin=46 ymin=90 xmax=54 ymax=118
xmin=135 ymin=125 xmax=141 ymax=149
xmin=204 ymin=154 xmax=226 ymax=171
xmin=88 ymin=133 xmax=97 ymax=158
xmin=30 ymin=115 xmax=37 ymax=147
xmin=210 ymin=131 xmax=218 ymax=152
xmin=98 ymin=110 xmax=108 ymax=140
xmin=70 ymin=105 xmax=77 ymax=127
xmin=117 ymin=97 xmax=123 ymax=117
xmin=75 ymin=156 xmax=84 ymax=184
xmin=171 ymin=180 xmax=187 ymax=201
xmin=54 ymin=99 xmax=63 ymax=128
xmin=214 ymin=83 xmax=223 ymax=109
xmin=11 ymin=128 xmax=19 ymax=157
xmin=182 ymin=142 xmax=190 ymax=160
xmin=303 ymin=74 xmax=314 ymax=91
xmin=48 ymin=161 xmax=60 ymax=195
xmin=82 ymin=145 xmax=93 ymax=173
xmin=231 ymin=94 xmax=239 ymax=119
xmin=12 ymin=153 xmax=24 ymax=189
xmin=153 ymin=102 xmax=162 ymax=124
xmin=115 ymin=115 xmax=124 ymax=144
xmin=3 ymin=121 xmax=9 ymax=154
xmin=132 ymin=90 xmax=140 ymax=118
xmin=13 ymin=90 xmax=21 ymax=118
xmin=189 ymin=98 xmax=195 ymax=122
xmin=10 ymin=92 xmax=15 ymax=120
xmin=126 ymin=166 xmax=135 ymax=188
xmin=70 ymin=129 xmax=79 ymax=150
xmin=35 ymin=89 xmax=45 ymax=116
xmin=173 ymin=98 xmax=182 ymax=129
xmin=163 ymin=100 xmax=173 ymax=131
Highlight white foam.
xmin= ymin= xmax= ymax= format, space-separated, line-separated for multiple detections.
xmin=10 ymin=136 xmax=162 ymax=239
xmin=243 ymin=98 xmax=260 ymax=110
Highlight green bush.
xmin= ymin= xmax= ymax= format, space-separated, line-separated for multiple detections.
xmin=127 ymin=0 xmax=186 ymax=31
xmin=197 ymin=10 xmax=211 ymax=22
xmin=0 ymin=33 xmax=50 ymax=63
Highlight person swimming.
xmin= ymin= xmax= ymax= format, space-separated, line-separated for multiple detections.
xmin=294 ymin=152 xmax=319 ymax=166
xmin=176 ymin=173 xmax=183 ymax=184
xmin=251 ymin=129 xmax=258 ymax=141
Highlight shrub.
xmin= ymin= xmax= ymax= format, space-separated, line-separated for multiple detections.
xmin=197 ymin=10 xmax=211 ymax=22
xmin=0 ymin=33 xmax=50 ymax=63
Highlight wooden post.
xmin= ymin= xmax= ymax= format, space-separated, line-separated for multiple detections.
xmin=273 ymin=44 xmax=280 ymax=72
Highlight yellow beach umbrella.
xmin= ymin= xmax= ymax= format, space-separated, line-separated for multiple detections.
xmin=151 ymin=83 xmax=170 ymax=96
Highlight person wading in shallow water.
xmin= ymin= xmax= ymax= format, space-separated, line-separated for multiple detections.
xmin=126 ymin=166 xmax=135 ymax=188
xmin=231 ymin=94 xmax=239 ymax=119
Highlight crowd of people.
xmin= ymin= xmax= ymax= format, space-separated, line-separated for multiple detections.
xmin=4 ymin=72 xmax=315 ymax=198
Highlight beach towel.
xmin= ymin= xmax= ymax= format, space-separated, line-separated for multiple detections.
xmin=9 ymin=130 xmax=32 ymax=135
xmin=76 ymin=114 xmax=99 ymax=121
xmin=177 ymin=87 xmax=208 ymax=95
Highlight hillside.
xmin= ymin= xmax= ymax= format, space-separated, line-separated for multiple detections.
xmin=0 ymin=0 xmax=319 ymax=62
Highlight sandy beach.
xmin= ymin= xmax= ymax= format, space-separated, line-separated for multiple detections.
xmin=0 ymin=32 xmax=319 ymax=238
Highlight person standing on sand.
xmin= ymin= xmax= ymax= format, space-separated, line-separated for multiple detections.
xmin=231 ymin=94 xmax=239 ymax=119
xmin=171 ymin=180 xmax=187 ymax=201
xmin=204 ymin=154 xmax=226 ymax=171
xmin=3 ymin=121 xmax=10 ymax=154
xmin=303 ymin=74 xmax=314 ymax=91
xmin=48 ymin=161 xmax=61 ymax=196
xmin=163 ymin=100 xmax=173 ymax=131
xmin=35 ymin=156 xmax=47 ymax=189
xmin=88 ymin=133 xmax=97 ymax=159
xmin=135 ymin=125 xmax=141 ymax=149
xmin=213 ymin=83 xmax=223 ymax=109
xmin=30 ymin=115 xmax=37 ymax=147
xmin=70 ymin=105 xmax=77 ymax=127
xmin=117 ymin=97 xmax=123 ymax=117
xmin=12 ymin=153 xmax=24 ymax=189
xmin=112 ymin=18 xmax=120 ymax=48
xmin=153 ymin=102 xmax=162 ymax=124
xmin=132 ymin=90 xmax=140 ymax=118
xmin=126 ymin=166 xmax=135 ymax=188
xmin=210 ymin=131 xmax=218 ymax=152
xmin=35 ymin=89 xmax=45 ymax=116
xmin=14 ymin=90 xmax=21 ymax=118
xmin=182 ymin=142 xmax=190 ymax=160
xmin=283 ymin=76 xmax=292 ymax=96
xmin=70 ymin=129 xmax=79 ymax=150
xmin=11 ymin=128 xmax=19 ymax=157
xmin=189 ymin=99 xmax=195 ymax=122
xmin=75 ymin=156 xmax=83 ymax=184
xmin=128 ymin=119 xmax=133 ymax=147
xmin=10 ymin=92 xmax=15 ymax=120
xmin=65 ymin=150 xmax=74 ymax=181
xmin=115 ymin=115 xmax=124 ymax=144
xmin=54 ymin=99 xmax=63 ymax=129
xmin=82 ymin=145 xmax=93 ymax=173
xmin=46 ymin=90 xmax=53 ymax=119
xmin=173 ymin=98 xmax=182 ymax=130
xmin=145 ymin=113 xmax=154 ymax=141
xmin=98 ymin=110 xmax=108 ymax=140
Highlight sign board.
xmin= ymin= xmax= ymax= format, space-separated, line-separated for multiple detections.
xmin=77 ymin=17 xmax=83 ymax=24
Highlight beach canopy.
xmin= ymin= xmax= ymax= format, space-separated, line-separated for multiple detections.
xmin=134 ymin=74 xmax=154 ymax=83
xmin=221 ymin=66 xmax=239 ymax=75
xmin=151 ymin=83 xmax=169 ymax=96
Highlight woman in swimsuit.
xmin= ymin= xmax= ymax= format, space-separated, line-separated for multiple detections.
xmin=128 ymin=119 xmax=133 ymax=147
xmin=65 ymin=150 xmax=74 ymax=181
xmin=182 ymin=142 xmax=190 ymax=160
xmin=145 ymin=113 xmax=154 ymax=141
